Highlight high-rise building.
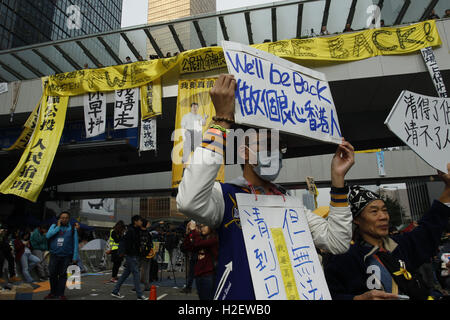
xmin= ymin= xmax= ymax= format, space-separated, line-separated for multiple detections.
xmin=147 ymin=0 xmax=216 ymax=57
xmin=0 ymin=0 xmax=123 ymax=50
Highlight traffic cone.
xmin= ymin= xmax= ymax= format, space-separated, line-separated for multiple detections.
xmin=149 ymin=285 xmax=157 ymax=300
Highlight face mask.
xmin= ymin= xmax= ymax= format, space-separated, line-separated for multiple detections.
xmin=248 ymin=148 xmax=283 ymax=182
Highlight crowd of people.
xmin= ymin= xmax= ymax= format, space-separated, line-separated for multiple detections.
xmin=174 ymin=74 xmax=450 ymax=301
xmin=0 ymin=211 xmax=81 ymax=300
xmin=2 ymin=9 xmax=450 ymax=302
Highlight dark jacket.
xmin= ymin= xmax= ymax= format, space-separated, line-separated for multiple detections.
xmin=324 ymin=200 xmax=450 ymax=300
xmin=121 ymin=224 xmax=141 ymax=257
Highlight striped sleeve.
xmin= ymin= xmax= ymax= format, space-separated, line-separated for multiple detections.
xmin=200 ymin=127 xmax=226 ymax=156
xmin=330 ymin=186 xmax=349 ymax=207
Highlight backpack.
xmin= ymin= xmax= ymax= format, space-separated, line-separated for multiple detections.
xmin=375 ymin=251 xmax=431 ymax=300
xmin=139 ymin=229 xmax=153 ymax=258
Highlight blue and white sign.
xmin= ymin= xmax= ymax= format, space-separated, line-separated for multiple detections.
xmin=222 ymin=41 xmax=342 ymax=144
xmin=236 ymin=193 xmax=331 ymax=300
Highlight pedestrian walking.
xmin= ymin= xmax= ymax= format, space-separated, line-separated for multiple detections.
xmin=45 ymin=211 xmax=79 ymax=300
xmin=106 ymin=220 xmax=125 ymax=283
xmin=139 ymin=219 xmax=153 ymax=292
xmin=111 ymin=215 xmax=148 ymax=300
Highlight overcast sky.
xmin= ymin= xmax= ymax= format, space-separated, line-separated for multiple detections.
xmin=121 ymin=0 xmax=148 ymax=27
xmin=121 ymin=0 xmax=285 ymax=27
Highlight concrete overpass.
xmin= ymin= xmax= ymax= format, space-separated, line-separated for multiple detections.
xmin=0 ymin=17 xmax=449 ymax=203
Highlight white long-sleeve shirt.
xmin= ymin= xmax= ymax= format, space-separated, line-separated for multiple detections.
xmin=177 ymin=146 xmax=352 ymax=255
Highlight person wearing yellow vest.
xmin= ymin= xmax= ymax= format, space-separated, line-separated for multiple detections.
xmin=106 ymin=220 xmax=125 ymax=283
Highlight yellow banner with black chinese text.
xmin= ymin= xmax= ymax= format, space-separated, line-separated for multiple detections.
xmin=140 ymin=77 xmax=162 ymax=120
xmin=42 ymin=20 xmax=441 ymax=99
xmin=171 ymin=78 xmax=224 ymax=188
xmin=3 ymin=97 xmax=42 ymax=151
xmin=0 ymin=95 xmax=69 ymax=202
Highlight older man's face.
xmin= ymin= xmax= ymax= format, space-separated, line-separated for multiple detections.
xmin=355 ymin=200 xmax=390 ymax=239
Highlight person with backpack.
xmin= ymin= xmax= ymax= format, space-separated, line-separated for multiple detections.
xmin=324 ymin=165 xmax=450 ymax=300
xmin=164 ymin=229 xmax=179 ymax=272
xmin=111 ymin=215 xmax=148 ymax=300
xmin=139 ymin=219 xmax=153 ymax=292
xmin=44 ymin=211 xmax=79 ymax=300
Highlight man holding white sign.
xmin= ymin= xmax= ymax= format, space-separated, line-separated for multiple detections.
xmin=324 ymin=166 xmax=450 ymax=300
xmin=177 ymin=74 xmax=355 ymax=300
xmin=222 ymin=40 xmax=342 ymax=145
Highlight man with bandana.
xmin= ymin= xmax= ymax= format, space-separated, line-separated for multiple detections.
xmin=324 ymin=164 xmax=450 ymax=300
xmin=176 ymin=74 xmax=356 ymax=300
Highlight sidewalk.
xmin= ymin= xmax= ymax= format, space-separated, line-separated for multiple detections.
xmin=28 ymin=269 xmax=199 ymax=300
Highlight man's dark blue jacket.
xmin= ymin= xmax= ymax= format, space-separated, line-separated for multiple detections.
xmin=324 ymin=200 xmax=450 ymax=300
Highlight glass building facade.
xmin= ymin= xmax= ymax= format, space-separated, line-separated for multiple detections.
xmin=0 ymin=0 xmax=123 ymax=50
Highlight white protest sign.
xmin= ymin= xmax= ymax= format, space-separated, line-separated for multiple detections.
xmin=0 ymin=83 xmax=7 ymax=95
xmin=114 ymin=88 xmax=139 ymax=130
xmin=236 ymin=193 xmax=331 ymax=300
xmin=222 ymin=40 xmax=342 ymax=144
xmin=385 ymin=90 xmax=450 ymax=173
xmin=140 ymin=117 xmax=157 ymax=152
xmin=420 ymin=47 xmax=448 ymax=98
xmin=83 ymin=92 xmax=106 ymax=138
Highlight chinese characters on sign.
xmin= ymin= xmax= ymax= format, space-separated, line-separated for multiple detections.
xmin=0 ymin=96 xmax=69 ymax=202
xmin=0 ymin=83 xmax=7 ymax=95
xmin=222 ymin=41 xmax=342 ymax=145
xmin=420 ymin=47 xmax=448 ymax=98
xmin=83 ymin=92 xmax=106 ymax=138
xmin=140 ymin=117 xmax=157 ymax=152
xmin=114 ymin=88 xmax=139 ymax=130
xmin=237 ymin=194 xmax=331 ymax=300
xmin=385 ymin=90 xmax=450 ymax=173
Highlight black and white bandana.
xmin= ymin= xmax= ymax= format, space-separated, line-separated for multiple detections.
xmin=348 ymin=185 xmax=381 ymax=218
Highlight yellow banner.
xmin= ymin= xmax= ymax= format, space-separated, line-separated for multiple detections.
xmin=42 ymin=20 xmax=441 ymax=99
xmin=0 ymin=96 xmax=69 ymax=202
xmin=271 ymin=228 xmax=300 ymax=300
xmin=3 ymin=97 xmax=42 ymax=151
xmin=355 ymin=149 xmax=382 ymax=153
xmin=43 ymin=57 xmax=179 ymax=97
xmin=253 ymin=20 xmax=441 ymax=62
xmin=179 ymin=47 xmax=226 ymax=74
xmin=1 ymin=20 xmax=441 ymax=200
xmin=140 ymin=77 xmax=162 ymax=120
xmin=171 ymin=78 xmax=224 ymax=188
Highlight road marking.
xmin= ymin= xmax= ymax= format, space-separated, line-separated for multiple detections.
xmin=157 ymin=293 xmax=168 ymax=300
